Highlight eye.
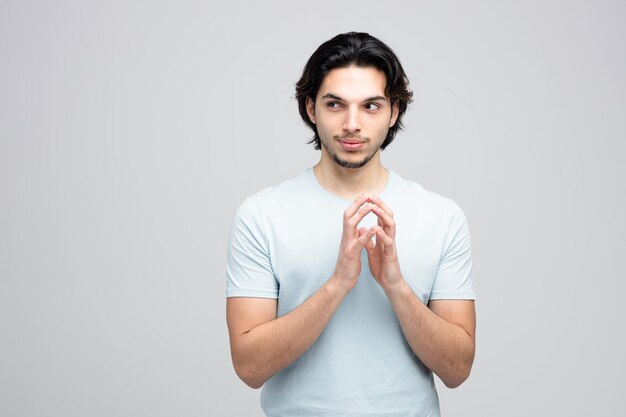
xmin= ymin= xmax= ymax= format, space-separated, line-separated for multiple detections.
xmin=364 ymin=103 xmax=381 ymax=111
xmin=326 ymin=101 xmax=342 ymax=110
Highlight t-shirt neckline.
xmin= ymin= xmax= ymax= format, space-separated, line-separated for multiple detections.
xmin=305 ymin=166 xmax=396 ymax=206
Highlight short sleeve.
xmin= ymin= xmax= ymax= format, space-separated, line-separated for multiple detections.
xmin=226 ymin=196 xmax=279 ymax=298
xmin=430 ymin=201 xmax=476 ymax=300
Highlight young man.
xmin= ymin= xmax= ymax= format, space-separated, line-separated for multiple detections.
xmin=226 ymin=32 xmax=476 ymax=417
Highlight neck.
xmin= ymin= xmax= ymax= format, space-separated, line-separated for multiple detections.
xmin=313 ymin=151 xmax=389 ymax=201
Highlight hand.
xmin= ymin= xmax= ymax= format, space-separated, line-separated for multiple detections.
xmin=331 ymin=194 xmax=379 ymax=293
xmin=358 ymin=195 xmax=404 ymax=291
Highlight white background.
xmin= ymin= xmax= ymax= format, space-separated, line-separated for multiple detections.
xmin=1 ymin=0 xmax=625 ymax=415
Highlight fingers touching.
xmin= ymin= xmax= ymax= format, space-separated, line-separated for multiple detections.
xmin=347 ymin=194 xmax=396 ymax=249
xmin=357 ymin=226 xmax=377 ymax=247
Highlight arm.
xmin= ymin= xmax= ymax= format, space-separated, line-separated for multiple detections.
xmin=383 ymin=287 xmax=475 ymax=388
xmin=360 ymin=195 xmax=476 ymax=388
xmin=226 ymin=194 xmax=379 ymax=389
xmin=226 ymin=280 xmax=348 ymax=389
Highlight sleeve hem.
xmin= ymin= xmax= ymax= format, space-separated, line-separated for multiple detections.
xmin=429 ymin=291 xmax=476 ymax=300
xmin=226 ymin=288 xmax=279 ymax=299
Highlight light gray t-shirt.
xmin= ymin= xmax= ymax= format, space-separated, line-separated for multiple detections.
xmin=226 ymin=167 xmax=476 ymax=417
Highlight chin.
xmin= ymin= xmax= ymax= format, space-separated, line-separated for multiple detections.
xmin=333 ymin=154 xmax=372 ymax=169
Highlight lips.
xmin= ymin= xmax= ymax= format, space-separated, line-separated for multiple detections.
xmin=339 ymin=139 xmax=365 ymax=150
xmin=339 ymin=137 xmax=365 ymax=144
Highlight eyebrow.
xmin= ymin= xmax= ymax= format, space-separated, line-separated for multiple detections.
xmin=321 ymin=93 xmax=387 ymax=102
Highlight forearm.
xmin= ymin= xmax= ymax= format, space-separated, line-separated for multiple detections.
xmin=234 ymin=277 xmax=349 ymax=388
xmin=384 ymin=280 xmax=475 ymax=388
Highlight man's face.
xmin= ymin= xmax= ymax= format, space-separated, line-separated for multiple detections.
xmin=306 ymin=65 xmax=399 ymax=169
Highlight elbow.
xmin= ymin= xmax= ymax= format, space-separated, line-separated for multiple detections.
xmin=230 ymin=335 xmax=271 ymax=389
xmin=442 ymin=376 xmax=466 ymax=389
xmin=233 ymin=361 xmax=266 ymax=390
xmin=440 ymin=362 xmax=473 ymax=389
xmin=440 ymin=341 xmax=475 ymax=389
xmin=241 ymin=376 xmax=265 ymax=390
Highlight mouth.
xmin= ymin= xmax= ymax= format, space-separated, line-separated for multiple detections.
xmin=339 ymin=139 xmax=365 ymax=150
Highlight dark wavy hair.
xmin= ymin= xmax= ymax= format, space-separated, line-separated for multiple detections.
xmin=296 ymin=32 xmax=413 ymax=150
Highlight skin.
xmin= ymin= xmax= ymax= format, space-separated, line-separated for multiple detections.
xmin=227 ymin=65 xmax=476 ymax=390
xmin=308 ymin=65 xmax=397 ymax=200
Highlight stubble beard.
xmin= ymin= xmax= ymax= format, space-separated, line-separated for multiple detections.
xmin=320 ymin=135 xmax=381 ymax=169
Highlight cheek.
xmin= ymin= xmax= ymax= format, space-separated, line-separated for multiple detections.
xmin=368 ymin=116 xmax=390 ymax=130
xmin=315 ymin=116 xmax=338 ymax=134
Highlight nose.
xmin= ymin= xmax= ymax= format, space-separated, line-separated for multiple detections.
xmin=342 ymin=105 xmax=361 ymax=133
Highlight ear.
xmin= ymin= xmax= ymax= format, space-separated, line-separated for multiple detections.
xmin=306 ymin=96 xmax=316 ymax=124
xmin=389 ymin=100 xmax=400 ymax=127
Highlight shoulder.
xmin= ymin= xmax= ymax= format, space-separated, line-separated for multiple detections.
xmin=388 ymin=170 xmax=463 ymax=218
xmin=234 ymin=169 xmax=311 ymax=217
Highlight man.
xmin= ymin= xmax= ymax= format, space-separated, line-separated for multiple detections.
xmin=226 ymin=32 xmax=476 ymax=417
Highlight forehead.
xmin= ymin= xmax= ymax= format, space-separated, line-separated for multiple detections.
xmin=317 ymin=66 xmax=387 ymax=100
